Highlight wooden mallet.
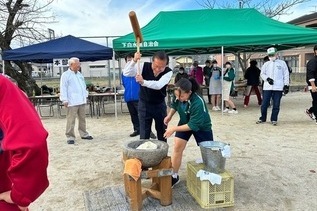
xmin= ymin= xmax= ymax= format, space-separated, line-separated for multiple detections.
xmin=129 ymin=11 xmax=143 ymax=74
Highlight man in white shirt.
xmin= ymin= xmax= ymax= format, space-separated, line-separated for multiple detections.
xmin=256 ymin=47 xmax=289 ymax=126
xmin=60 ymin=57 xmax=93 ymax=144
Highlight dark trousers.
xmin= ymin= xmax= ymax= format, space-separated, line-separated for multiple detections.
xmin=308 ymin=91 xmax=317 ymax=118
xmin=138 ymin=100 xmax=167 ymax=141
xmin=260 ymin=90 xmax=283 ymax=122
xmin=207 ymin=87 xmax=211 ymax=103
xmin=127 ymin=101 xmax=139 ymax=132
xmin=244 ymin=85 xmax=262 ymax=106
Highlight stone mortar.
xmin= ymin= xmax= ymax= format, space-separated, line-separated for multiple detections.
xmin=123 ymin=140 xmax=169 ymax=168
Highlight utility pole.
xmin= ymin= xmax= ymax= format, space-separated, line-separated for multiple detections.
xmin=239 ymin=0 xmax=243 ymax=9
xmin=238 ymin=0 xmax=247 ymax=74
xmin=106 ymin=37 xmax=111 ymax=87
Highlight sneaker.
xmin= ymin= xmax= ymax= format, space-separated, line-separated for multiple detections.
xmin=256 ymin=119 xmax=265 ymax=124
xmin=212 ymin=106 xmax=218 ymax=111
xmin=223 ymin=108 xmax=229 ymax=113
xmin=215 ymin=106 xmax=221 ymax=111
xmin=228 ymin=110 xmax=238 ymax=114
xmin=67 ymin=140 xmax=75 ymax=144
xmin=272 ymin=121 xmax=277 ymax=126
xmin=150 ymin=132 xmax=157 ymax=139
xmin=129 ymin=131 xmax=139 ymax=137
xmin=305 ymin=109 xmax=316 ymax=120
xmin=244 ymin=105 xmax=248 ymax=108
xmin=171 ymin=176 xmax=180 ymax=188
xmin=81 ymin=135 xmax=93 ymax=140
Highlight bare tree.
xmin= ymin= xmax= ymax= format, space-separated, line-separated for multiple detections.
xmin=0 ymin=0 xmax=55 ymax=96
xmin=197 ymin=0 xmax=310 ymax=17
xmin=196 ymin=0 xmax=311 ymax=72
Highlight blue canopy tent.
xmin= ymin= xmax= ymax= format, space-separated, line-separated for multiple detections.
xmin=2 ymin=35 xmax=121 ymax=118
xmin=2 ymin=35 xmax=113 ymax=63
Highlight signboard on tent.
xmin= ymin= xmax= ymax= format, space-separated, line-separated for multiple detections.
xmin=53 ymin=58 xmax=69 ymax=67
xmin=53 ymin=58 xmax=69 ymax=77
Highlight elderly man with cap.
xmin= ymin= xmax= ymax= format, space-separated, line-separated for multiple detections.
xmin=256 ymin=47 xmax=289 ymax=126
xmin=305 ymin=45 xmax=317 ymax=123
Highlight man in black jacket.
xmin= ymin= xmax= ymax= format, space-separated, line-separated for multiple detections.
xmin=305 ymin=45 xmax=317 ymax=123
xmin=244 ymin=60 xmax=262 ymax=107
xmin=123 ymin=51 xmax=172 ymax=141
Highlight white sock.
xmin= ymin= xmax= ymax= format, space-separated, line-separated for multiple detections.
xmin=172 ymin=173 xmax=178 ymax=178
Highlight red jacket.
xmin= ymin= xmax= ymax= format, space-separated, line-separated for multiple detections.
xmin=0 ymin=75 xmax=49 ymax=209
xmin=189 ymin=66 xmax=204 ymax=85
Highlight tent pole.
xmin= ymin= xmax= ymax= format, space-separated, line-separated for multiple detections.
xmin=112 ymin=50 xmax=117 ymax=119
xmin=221 ymin=46 xmax=224 ymax=116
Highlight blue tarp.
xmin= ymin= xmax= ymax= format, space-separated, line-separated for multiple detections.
xmin=3 ymin=35 xmax=113 ymax=63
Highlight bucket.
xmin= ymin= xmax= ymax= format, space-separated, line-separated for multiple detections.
xmin=199 ymin=141 xmax=228 ymax=174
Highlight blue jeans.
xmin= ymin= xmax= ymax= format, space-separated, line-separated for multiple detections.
xmin=260 ymin=90 xmax=283 ymax=122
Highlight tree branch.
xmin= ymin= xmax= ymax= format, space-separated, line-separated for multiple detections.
xmin=0 ymin=0 xmax=56 ymax=95
xmin=0 ymin=0 xmax=56 ymax=49
xmin=197 ymin=0 xmax=311 ymax=18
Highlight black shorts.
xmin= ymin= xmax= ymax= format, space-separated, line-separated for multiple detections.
xmin=175 ymin=129 xmax=213 ymax=146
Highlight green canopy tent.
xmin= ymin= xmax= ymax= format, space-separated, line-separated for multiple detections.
xmin=113 ymin=8 xmax=317 ymax=113
xmin=113 ymin=8 xmax=317 ymax=57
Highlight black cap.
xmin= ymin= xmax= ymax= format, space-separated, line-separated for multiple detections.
xmin=314 ymin=45 xmax=317 ymax=51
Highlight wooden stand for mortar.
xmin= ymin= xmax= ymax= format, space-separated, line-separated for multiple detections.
xmin=123 ymin=156 xmax=173 ymax=211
